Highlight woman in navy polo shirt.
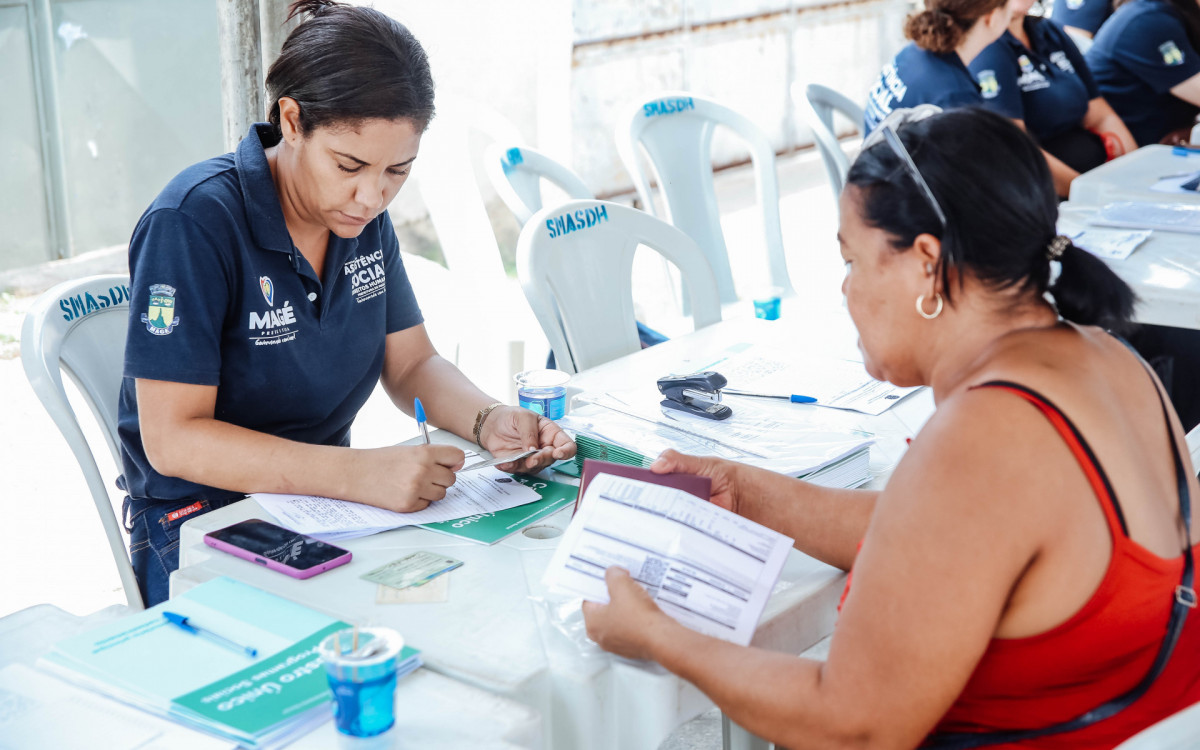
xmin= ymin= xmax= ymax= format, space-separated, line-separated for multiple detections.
xmin=1085 ymin=0 xmax=1200 ymax=145
xmin=118 ymin=0 xmax=575 ymax=606
xmin=970 ymin=0 xmax=1137 ymax=194
xmin=863 ymin=0 xmax=1013 ymax=133
xmin=1051 ymin=0 xmax=1114 ymax=39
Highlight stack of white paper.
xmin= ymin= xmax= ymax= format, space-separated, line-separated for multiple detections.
xmin=543 ymin=473 xmax=795 ymax=646
xmin=254 ymin=463 xmax=540 ymax=542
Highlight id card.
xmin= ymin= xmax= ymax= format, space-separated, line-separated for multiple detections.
xmin=459 ymin=448 xmax=540 ymax=473
xmin=361 ymin=551 xmax=463 ymax=590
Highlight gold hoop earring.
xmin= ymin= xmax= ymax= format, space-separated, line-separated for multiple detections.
xmin=916 ymin=293 xmax=943 ymax=320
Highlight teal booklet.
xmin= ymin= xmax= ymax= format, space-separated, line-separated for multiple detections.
xmin=41 ymin=576 xmax=420 ymax=749
xmin=418 ymin=475 xmax=578 ymax=544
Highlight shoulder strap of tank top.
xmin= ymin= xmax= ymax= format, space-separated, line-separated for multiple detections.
xmin=922 ymin=368 xmax=1194 ymax=750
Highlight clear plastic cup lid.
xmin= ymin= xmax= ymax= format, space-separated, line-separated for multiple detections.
xmin=318 ymin=626 xmax=404 ymax=668
xmin=513 ymin=369 xmax=571 ymax=388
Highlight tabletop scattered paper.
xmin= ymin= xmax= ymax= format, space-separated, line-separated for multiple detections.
xmin=1070 ymin=228 xmax=1152 ymax=261
xmin=1151 ymin=171 xmax=1200 ymax=194
xmin=1090 ymin=201 xmax=1200 ymax=234
xmin=703 ymin=345 xmax=920 ymax=415
xmin=254 ymin=463 xmax=539 ymax=543
xmin=542 ymin=472 xmax=794 ymax=646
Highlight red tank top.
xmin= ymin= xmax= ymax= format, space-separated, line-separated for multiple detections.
xmin=845 ymin=382 xmax=1200 ymax=747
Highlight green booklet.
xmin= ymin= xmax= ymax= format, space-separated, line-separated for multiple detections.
xmin=418 ymin=475 xmax=578 ymax=544
xmin=43 ymin=577 xmax=420 ymax=748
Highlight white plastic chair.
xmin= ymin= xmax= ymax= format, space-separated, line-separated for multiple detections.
xmin=517 ymin=199 xmax=721 ymax=374
xmin=21 ymin=274 xmax=144 ymax=610
xmin=614 ymin=91 xmax=794 ymax=306
xmin=415 ymin=94 xmax=549 ymax=398
xmin=483 ymin=144 xmax=593 ymax=226
xmin=1115 ymin=700 xmax=1200 ymax=749
xmin=800 ymin=83 xmax=866 ymax=205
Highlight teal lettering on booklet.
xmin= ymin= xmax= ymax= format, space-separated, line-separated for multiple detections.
xmin=546 ymin=204 xmax=609 ymax=239
xmin=59 ymin=284 xmax=131 ymax=322
xmin=642 ymin=97 xmax=695 ymax=117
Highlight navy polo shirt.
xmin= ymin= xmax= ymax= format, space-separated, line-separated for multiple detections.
xmin=1050 ymin=0 xmax=1113 ymax=34
xmin=971 ymin=17 xmax=1100 ymax=143
xmin=118 ymin=123 xmax=424 ymax=504
xmin=1086 ymin=0 xmax=1200 ymax=145
xmin=864 ymin=43 xmax=983 ymax=133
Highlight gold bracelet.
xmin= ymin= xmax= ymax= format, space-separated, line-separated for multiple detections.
xmin=473 ymin=402 xmax=505 ymax=449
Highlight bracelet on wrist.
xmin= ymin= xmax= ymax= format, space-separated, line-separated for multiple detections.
xmin=473 ymin=402 xmax=506 ymax=449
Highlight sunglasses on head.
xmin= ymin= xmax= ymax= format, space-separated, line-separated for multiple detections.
xmin=861 ymin=105 xmax=947 ymax=229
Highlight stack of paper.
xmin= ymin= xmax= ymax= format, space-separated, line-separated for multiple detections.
xmin=543 ymin=472 xmax=794 ymax=646
xmin=40 ymin=577 xmax=421 ymax=749
xmin=254 ymin=461 xmax=541 ymax=543
xmin=561 ymin=400 xmax=875 ymax=489
xmin=1091 ymin=201 xmax=1200 ymax=234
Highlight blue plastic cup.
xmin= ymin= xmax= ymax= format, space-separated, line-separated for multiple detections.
xmin=752 ymin=287 xmax=783 ymax=320
xmin=514 ymin=369 xmax=571 ymax=420
xmin=319 ymin=627 xmax=403 ymax=740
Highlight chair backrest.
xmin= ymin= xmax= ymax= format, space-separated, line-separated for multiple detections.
xmin=517 ymin=199 xmax=721 ymax=374
xmin=614 ymin=92 xmax=793 ymax=305
xmin=21 ymin=274 xmax=144 ymax=610
xmin=1114 ymin=700 xmax=1200 ymax=749
xmin=416 ymin=94 xmax=527 ymax=287
xmin=484 ymin=144 xmax=593 ymax=226
xmin=801 ymin=83 xmax=866 ymax=204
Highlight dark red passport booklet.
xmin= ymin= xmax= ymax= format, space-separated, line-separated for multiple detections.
xmin=574 ymin=459 xmax=712 ymax=516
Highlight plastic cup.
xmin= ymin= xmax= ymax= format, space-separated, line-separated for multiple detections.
xmin=752 ymin=286 xmax=783 ymax=320
xmin=318 ymin=627 xmax=403 ymax=741
xmin=514 ymin=369 xmax=571 ymax=420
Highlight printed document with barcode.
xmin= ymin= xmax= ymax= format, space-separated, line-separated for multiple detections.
xmin=542 ymin=473 xmax=794 ymax=646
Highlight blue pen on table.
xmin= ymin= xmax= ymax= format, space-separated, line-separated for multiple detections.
xmin=723 ymin=388 xmax=817 ymax=404
xmin=1173 ymin=145 xmax=1200 ymax=157
xmin=162 ymin=611 xmax=258 ymax=658
xmin=414 ymin=397 xmax=430 ymax=445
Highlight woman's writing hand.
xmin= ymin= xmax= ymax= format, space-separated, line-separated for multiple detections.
xmin=350 ymin=444 xmax=464 ymax=512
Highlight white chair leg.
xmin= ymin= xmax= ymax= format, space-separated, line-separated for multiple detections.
xmin=722 ymin=712 xmax=771 ymax=750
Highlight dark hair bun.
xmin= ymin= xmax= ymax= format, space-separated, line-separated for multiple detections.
xmin=904 ymin=9 xmax=963 ymax=53
xmin=1049 ymin=242 xmax=1136 ymax=331
xmin=288 ymin=0 xmax=342 ymax=21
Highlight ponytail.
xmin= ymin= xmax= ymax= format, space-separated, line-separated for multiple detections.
xmin=287 ymin=0 xmax=342 ymax=21
xmin=1048 ymin=241 xmax=1137 ymax=332
xmin=904 ymin=0 xmax=1008 ymax=53
xmin=905 ymin=10 xmax=964 ymax=53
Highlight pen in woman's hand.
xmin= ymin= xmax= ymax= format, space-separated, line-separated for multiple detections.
xmin=414 ymin=397 xmax=430 ymax=445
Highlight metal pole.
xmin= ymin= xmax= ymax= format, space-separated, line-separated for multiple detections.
xmin=259 ymin=0 xmax=298 ymax=81
xmin=216 ymin=0 xmax=264 ymax=152
xmin=30 ymin=0 xmax=73 ymax=259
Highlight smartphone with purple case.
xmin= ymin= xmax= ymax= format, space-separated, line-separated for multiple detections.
xmin=203 ymin=519 xmax=352 ymax=579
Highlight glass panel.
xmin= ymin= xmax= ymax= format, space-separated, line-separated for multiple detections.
xmin=0 ymin=5 xmax=53 ymax=271
xmin=51 ymin=0 xmax=224 ymax=256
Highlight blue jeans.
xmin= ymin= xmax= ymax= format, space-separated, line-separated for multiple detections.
xmin=123 ymin=496 xmax=234 ymax=606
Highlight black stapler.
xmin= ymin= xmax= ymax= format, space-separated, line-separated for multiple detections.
xmin=657 ymin=371 xmax=733 ymax=421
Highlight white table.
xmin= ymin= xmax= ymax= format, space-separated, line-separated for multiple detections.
xmin=1068 ymin=145 xmax=1200 ymax=206
xmin=177 ymin=307 xmax=934 ymax=750
xmin=1058 ymin=203 xmax=1200 ymax=330
xmin=0 ymin=603 xmax=539 ymax=749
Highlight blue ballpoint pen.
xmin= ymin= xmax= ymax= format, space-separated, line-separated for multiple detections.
xmin=162 ymin=611 xmax=258 ymax=657
xmin=414 ymin=397 xmax=431 ymax=444
xmin=722 ymin=388 xmax=817 ymax=404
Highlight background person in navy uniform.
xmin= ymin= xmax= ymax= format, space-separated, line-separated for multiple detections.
xmin=863 ymin=0 xmax=1014 ymax=134
xmin=970 ymin=0 xmax=1136 ymax=195
xmin=119 ymin=0 xmax=575 ymax=606
xmin=1049 ymin=0 xmax=1114 ymax=38
xmin=1085 ymin=0 xmax=1200 ymax=145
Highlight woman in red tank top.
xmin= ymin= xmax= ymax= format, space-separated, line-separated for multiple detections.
xmin=579 ymin=106 xmax=1200 ymax=748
